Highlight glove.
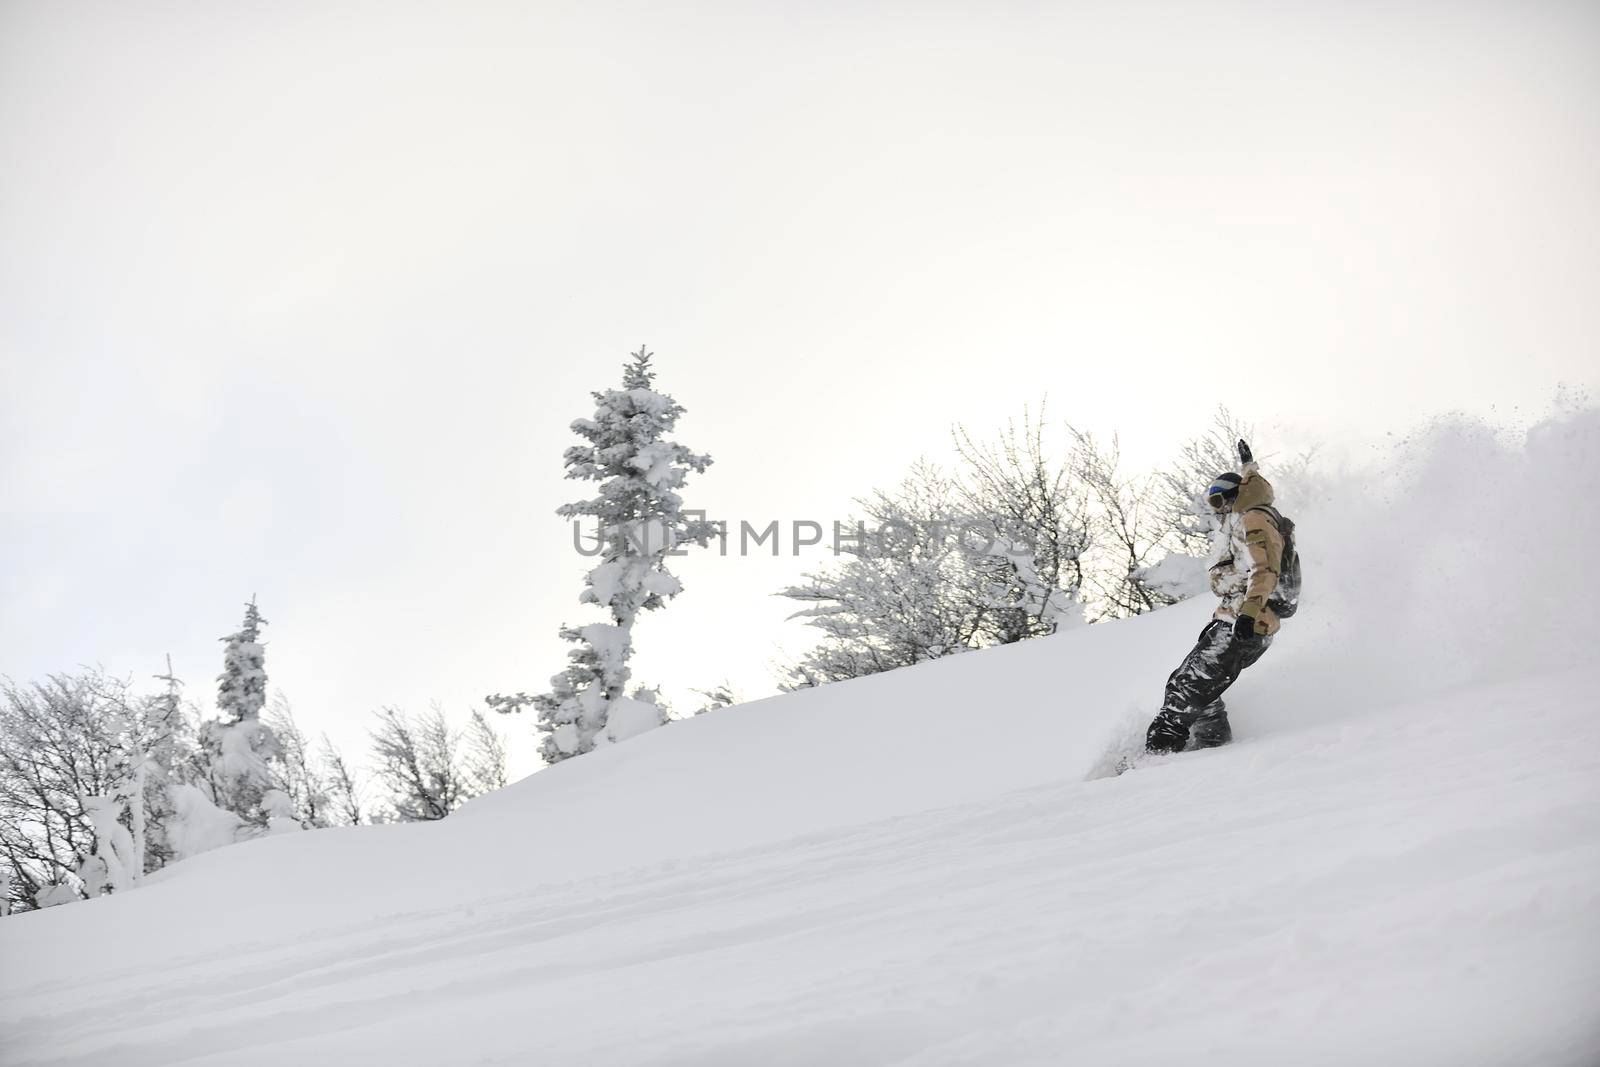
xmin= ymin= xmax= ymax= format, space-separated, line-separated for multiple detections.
xmin=1233 ymin=612 xmax=1259 ymax=640
xmin=1237 ymin=439 xmax=1254 ymax=465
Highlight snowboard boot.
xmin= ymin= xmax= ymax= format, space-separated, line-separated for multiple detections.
xmin=1190 ymin=700 xmax=1232 ymax=749
xmin=1145 ymin=708 xmax=1191 ymax=754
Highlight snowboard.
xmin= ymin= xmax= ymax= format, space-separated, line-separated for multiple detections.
xmin=1086 ymin=732 xmax=1238 ymax=779
xmin=1084 ymin=706 xmax=1234 ymax=779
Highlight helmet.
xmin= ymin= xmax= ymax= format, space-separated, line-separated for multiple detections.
xmin=1205 ymin=472 xmax=1242 ymax=511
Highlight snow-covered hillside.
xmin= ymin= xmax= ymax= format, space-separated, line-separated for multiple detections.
xmin=3 ymin=409 xmax=1598 ymax=1066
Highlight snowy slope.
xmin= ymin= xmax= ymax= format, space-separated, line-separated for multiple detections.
xmin=3 ymin=410 xmax=1598 ymax=1066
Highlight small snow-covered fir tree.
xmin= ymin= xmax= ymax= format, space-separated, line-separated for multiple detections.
xmin=199 ymin=601 xmax=295 ymax=834
xmin=139 ymin=656 xmax=190 ymax=869
xmin=489 ymin=347 xmax=714 ymax=763
xmin=217 ymin=599 xmax=268 ymax=722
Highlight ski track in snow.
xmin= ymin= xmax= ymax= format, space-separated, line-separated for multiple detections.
xmin=4 ymin=664 xmax=1598 ymax=1067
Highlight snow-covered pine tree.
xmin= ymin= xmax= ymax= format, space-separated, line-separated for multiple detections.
xmin=218 ymin=599 xmax=268 ymax=723
xmin=199 ymin=600 xmax=295 ymax=835
xmin=489 ymin=347 xmax=714 ymax=763
xmin=139 ymin=655 xmax=189 ymax=869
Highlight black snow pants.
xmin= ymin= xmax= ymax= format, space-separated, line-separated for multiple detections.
xmin=1145 ymin=619 xmax=1272 ymax=753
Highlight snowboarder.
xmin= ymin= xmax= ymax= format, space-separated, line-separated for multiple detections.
xmin=1145 ymin=440 xmax=1289 ymax=753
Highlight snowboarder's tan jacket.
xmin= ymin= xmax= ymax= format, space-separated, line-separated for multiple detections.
xmin=1208 ymin=464 xmax=1286 ymax=636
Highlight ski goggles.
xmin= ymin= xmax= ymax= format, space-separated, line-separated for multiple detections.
xmin=1206 ymin=485 xmax=1238 ymax=510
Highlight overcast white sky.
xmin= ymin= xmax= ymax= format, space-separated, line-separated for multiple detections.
xmin=3 ymin=1 xmax=1597 ymax=774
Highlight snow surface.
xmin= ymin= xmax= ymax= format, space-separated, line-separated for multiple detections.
xmin=2 ymin=410 xmax=1598 ymax=1065
xmin=596 ymin=693 xmax=666 ymax=747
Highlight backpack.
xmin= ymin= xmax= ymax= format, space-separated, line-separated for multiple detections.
xmin=1249 ymin=505 xmax=1301 ymax=619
